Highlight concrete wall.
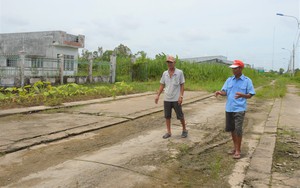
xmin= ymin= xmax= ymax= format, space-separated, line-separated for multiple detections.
xmin=0 ymin=54 xmax=115 ymax=87
xmin=0 ymin=75 xmax=110 ymax=87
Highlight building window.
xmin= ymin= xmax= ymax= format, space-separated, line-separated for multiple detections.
xmin=64 ymin=55 xmax=74 ymax=71
xmin=6 ymin=58 xmax=17 ymax=67
xmin=31 ymin=58 xmax=43 ymax=68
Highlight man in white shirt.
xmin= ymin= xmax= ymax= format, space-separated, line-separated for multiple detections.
xmin=155 ymin=55 xmax=188 ymax=139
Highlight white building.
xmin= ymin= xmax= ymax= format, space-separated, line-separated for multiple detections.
xmin=0 ymin=31 xmax=85 ymax=86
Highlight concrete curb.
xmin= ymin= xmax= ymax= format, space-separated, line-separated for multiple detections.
xmin=0 ymin=92 xmax=155 ymax=117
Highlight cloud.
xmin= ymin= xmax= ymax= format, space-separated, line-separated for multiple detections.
xmin=1 ymin=15 xmax=28 ymax=28
xmin=225 ymin=26 xmax=250 ymax=34
xmin=88 ymin=15 xmax=141 ymax=42
xmin=0 ymin=0 xmax=299 ymax=71
xmin=181 ymin=29 xmax=210 ymax=42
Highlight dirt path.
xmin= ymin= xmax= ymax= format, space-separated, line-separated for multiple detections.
xmin=0 ymin=94 xmax=276 ymax=187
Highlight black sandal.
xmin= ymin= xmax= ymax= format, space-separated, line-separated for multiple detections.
xmin=162 ymin=133 xmax=171 ymax=139
xmin=181 ymin=130 xmax=188 ymax=138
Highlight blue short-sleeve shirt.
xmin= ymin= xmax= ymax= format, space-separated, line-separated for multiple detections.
xmin=221 ymin=74 xmax=255 ymax=112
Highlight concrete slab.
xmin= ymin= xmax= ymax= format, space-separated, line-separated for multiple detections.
xmin=0 ymin=91 xmax=212 ymax=154
xmin=0 ymin=114 xmax=127 ymax=153
xmin=244 ymin=170 xmax=270 ymax=184
xmin=62 ymin=91 xmax=209 ymax=119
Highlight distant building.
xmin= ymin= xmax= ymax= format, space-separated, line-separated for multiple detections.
xmin=181 ymin=55 xmax=232 ymax=65
xmin=181 ymin=55 xmax=253 ymax=68
xmin=255 ymin=67 xmax=265 ymax=73
xmin=0 ymin=31 xmax=85 ymax=86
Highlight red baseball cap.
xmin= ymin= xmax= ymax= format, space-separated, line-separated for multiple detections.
xmin=229 ymin=60 xmax=244 ymax=69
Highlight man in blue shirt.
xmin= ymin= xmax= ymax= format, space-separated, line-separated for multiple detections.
xmin=215 ymin=60 xmax=255 ymax=159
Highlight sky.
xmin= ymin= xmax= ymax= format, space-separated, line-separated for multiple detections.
xmin=0 ymin=0 xmax=300 ymax=71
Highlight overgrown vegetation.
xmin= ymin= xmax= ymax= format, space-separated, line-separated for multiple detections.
xmin=0 ymin=81 xmax=133 ymax=109
xmin=0 ymin=62 xmax=269 ymax=109
xmin=2 ymin=43 xmax=300 ymax=109
xmin=0 ymin=64 xmax=296 ymax=109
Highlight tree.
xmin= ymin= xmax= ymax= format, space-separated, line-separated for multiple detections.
xmin=279 ymin=68 xmax=284 ymax=75
xmin=114 ymin=44 xmax=132 ymax=57
xmin=78 ymin=49 xmax=92 ymax=62
xmin=155 ymin=52 xmax=166 ymax=60
xmin=135 ymin=51 xmax=147 ymax=59
xmin=93 ymin=51 xmax=98 ymax=58
xmin=98 ymin=47 xmax=103 ymax=58
xmin=102 ymin=50 xmax=114 ymax=61
xmin=79 ymin=44 xmax=132 ymax=62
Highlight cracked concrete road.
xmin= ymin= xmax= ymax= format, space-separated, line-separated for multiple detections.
xmin=0 ymin=86 xmax=299 ymax=187
xmin=0 ymin=91 xmax=210 ymax=154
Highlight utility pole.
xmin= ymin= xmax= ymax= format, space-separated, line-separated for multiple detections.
xmin=293 ymin=44 xmax=296 ymax=76
xmin=277 ymin=13 xmax=300 ymax=77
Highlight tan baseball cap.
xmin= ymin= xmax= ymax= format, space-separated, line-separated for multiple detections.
xmin=166 ymin=55 xmax=176 ymax=63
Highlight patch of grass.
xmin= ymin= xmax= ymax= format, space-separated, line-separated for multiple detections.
xmin=178 ymin=143 xmax=190 ymax=155
xmin=289 ymin=80 xmax=300 ymax=96
xmin=209 ymin=154 xmax=223 ymax=180
xmin=185 ymin=80 xmax=223 ymax=92
xmin=161 ymin=142 xmax=235 ymax=187
xmin=127 ymin=81 xmax=158 ymax=93
xmin=255 ymin=77 xmax=288 ymax=99
xmin=127 ymin=79 xmax=224 ymax=93
xmin=280 ymin=129 xmax=297 ymax=137
xmin=44 ymin=98 xmax=63 ymax=106
xmin=273 ymin=128 xmax=300 ymax=173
